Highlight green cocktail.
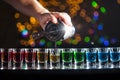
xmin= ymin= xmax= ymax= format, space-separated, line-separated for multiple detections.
xmin=62 ymin=52 xmax=72 ymax=62
xmin=62 ymin=50 xmax=73 ymax=69
xmin=74 ymin=52 xmax=84 ymax=62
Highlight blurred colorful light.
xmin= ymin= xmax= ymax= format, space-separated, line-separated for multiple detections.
xmin=46 ymin=42 xmax=52 ymax=47
xmin=56 ymin=41 xmax=62 ymax=46
xmin=98 ymin=23 xmax=103 ymax=30
xmin=99 ymin=36 xmax=104 ymax=43
xmin=104 ymin=40 xmax=109 ymax=46
xmin=111 ymin=38 xmax=117 ymax=44
xmin=14 ymin=0 xmax=118 ymax=47
xmin=88 ymin=29 xmax=94 ymax=35
xmin=39 ymin=39 xmax=46 ymax=46
xmin=84 ymin=36 xmax=90 ymax=43
xmin=92 ymin=1 xmax=98 ymax=8
xmin=100 ymin=7 xmax=106 ymax=13
xmin=21 ymin=29 xmax=28 ymax=37
xmin=93 ymin=11 xmax=99 ymax=21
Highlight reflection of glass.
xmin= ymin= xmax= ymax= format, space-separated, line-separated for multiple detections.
xmin=25 ymin=48 xmax=36 ymax=69
xmin=37 ymin=48 xmax=48 ymax=69
xmin=98 ymin=48 xmax=108 ymax=69
xmin=74 ymin=48 xmax=84 ymax=69
xmin=86 ymin=48 xmax=97 ymax=69
xmin=49 ymin=49 xmax=60 ymax=69
xmin=62 ymin=48 xmax=73 ymax=69
xmin=109 ymin=48 xmax=120 ymax=68
xmin=13 ymin=49 xmax=23 ymax=69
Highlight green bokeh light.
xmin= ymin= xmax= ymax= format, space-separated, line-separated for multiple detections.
xmin=46 ymin=42 xmax=52 ymax=47
xmin=84 ymin=36 xmax=90 ymax=43
xmin=56 ymin=41 xmax=62 ymax=46
xmin=71 ymin=39 xmax=78 ymax=45
xmin=92 ymin=1 xmax=98 ymax=8
xmin=100 ymin=7 xmax=106 ymax=13
xmin=39 ymin=39 xmax=46 ymax=46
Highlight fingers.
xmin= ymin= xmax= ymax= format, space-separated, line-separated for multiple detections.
xmin=50 ymin=14 xmax=58 ymax=24
xmin=52 ymin=12 xmax=73 ymax=26
xmin=38 ymin=13 xmax=58 ymax=30
xmin=38 ymin=12 xmax=72 ymax=30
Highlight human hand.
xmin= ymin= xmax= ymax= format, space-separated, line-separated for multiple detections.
xmin=36 ymin=12 xmax=73 ymax=30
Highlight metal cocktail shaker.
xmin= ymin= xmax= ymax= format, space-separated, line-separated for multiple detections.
xmin=32 ymin=19 xmax=75 ymax=42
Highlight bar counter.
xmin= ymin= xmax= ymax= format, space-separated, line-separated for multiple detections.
xmin=0 ymin=68 xmax=120 ymax=79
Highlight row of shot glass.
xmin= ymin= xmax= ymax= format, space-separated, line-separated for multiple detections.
xmin=0 ymin=47 xmax=120 ymax=69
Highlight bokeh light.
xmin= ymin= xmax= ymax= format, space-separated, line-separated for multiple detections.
xmin=21 ymin=29 xmax=29 ymax=38
xmin=39 ymin=39 xmax=46 ymax=46
xmin=117 ymin=0 xmax=120 ymax=4
xmin=91 ymin=1 xmax=98 ymax=9
xmin=97 ymin=23 xmax=103 ymax=31
xmin=56 ymin=41 xmax=62 ymax=46
xmin=14 ymin=12 xmax=20 ymax=19
xmin=14 ymin=0 xmax=118 ymax=48
xmin=104 ymin=40 xmax=109 ymax=46
xmin=84 ymin=36 xmax=90 ymax=43
xmin=100 ymin=7 xmax=106 ymax=13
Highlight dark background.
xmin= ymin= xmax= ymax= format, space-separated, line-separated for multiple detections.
xmin=0 ymin=0 xmax=20 ymax=48
xmin=0 ymin=0 xmax=120 ymax=48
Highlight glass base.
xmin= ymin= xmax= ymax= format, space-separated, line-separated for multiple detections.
xmin=110 ymin=62 xmax=120 ymax=68
xmin=1 ymin=62 xmax=8 ymax=69
xmin=50 ymin=62 xmax=60 ymax=69
xmin=62 ymin=62 xmax=72 ymax=69
xmin=26 ymin=63 xmax=35 ymax=69
xmin=86 ymin=62 xmax=96 ymax=69
xmin=13 ymin=63 xmax=22 ymax=69
xmin=98 ymin=62 xmax=108 ymax=69
xmin=74 ymin=62 xmax=84 ymax=69
xmin=37 ymin=63 xmax=47 ymax=69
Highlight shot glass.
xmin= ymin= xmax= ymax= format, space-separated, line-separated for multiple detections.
xmin=32 ymin=48 xmax=39 ymax=69
xmin=12 ymin=48 xmax=23 ymax=69
xmin=37 ymin=48 xmax=48 ymax=69
xmin=19 ymin=48 xmax=26 ymax=69
xmin=62 ymin=48 xmax=73 ymax=69
xmin=73 ymin=48 xmax=85 ymax=69
xmin=25 ymin=48 xmax=36 ymax=69
xmin=109 ymin=47 xmax=120 ymax=68
xmin=98 ymin=48 xmax=109 ymax=69
xmin=49 ymin=48 xmax=61 ymax=69
xmin=8 ymin=48 xmax=14 ymax=69
xmin=0 ymin=48 xmax=4 ymax=69
xmin=86 ymin=48 xmax=97 ymax=69
xmin=1 ymin=48 xmax=10 ymax=69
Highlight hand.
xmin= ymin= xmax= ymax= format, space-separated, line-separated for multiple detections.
xmin=36 ymin=12 xmax=73 ymax=30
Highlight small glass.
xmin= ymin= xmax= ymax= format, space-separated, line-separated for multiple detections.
xmin=62 ymin=48 xmax=73 ymax=69
xmin=8 ymin=48 xmax=14 ymax=69
xmin=73 ymin=48 xmax=85 ymax=69
xmin=12 ymin=48 xmax=23 ymax=69
xmin=20 ymin=48 xmax=26 ymax=69
xmin=37 ymin=48 xmax=48 ymax=69
xmin=98 ymin=48 xmax=109 ymax=69
xmin=86 ymin=48 xmax=97 ymax=69
xmin=109 ymin=47 xmax=120 ymax=68
xmin=49 ymin=48 xmax=61 ymax=69
xmin=25 ymin=48 xmax=36 ymax=69
xmin=1 ymin=48 xmax=10 ymax=69
xmin=0 ymin=48 xmax=4 ymax=69
xmin=32 ymin=48 xmax=38 ymax=69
